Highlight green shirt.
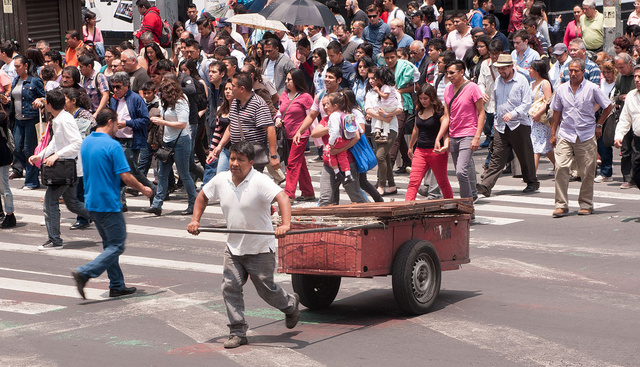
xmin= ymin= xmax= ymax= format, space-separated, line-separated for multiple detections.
xmin=580 ymin=12 xmax=604 ymax=50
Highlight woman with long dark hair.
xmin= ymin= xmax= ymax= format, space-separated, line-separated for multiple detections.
xmin=83 ymin=10 xmax=104 ymax=59
xmin=144 ymin=42 xmax=166 ymax=77
xmin=205 ymin=82 xmax=234 ymax=178
xmin=9 ymin=55 xmax=45 ymax=189
xmin=145 ymin=76 xmax=197 ymax=216
xmin=312 ymin=48 xmax=328 ymax=97
xmin=277 ymin=69 xmax=315 ymax=201
xmin=25 ymin=47 xmax=45 ymax=77
xmin=405 ymin=84 xmax=452 ymax=201
xmin=171 ymin=20 xmax=185 ymax=64
xmin=468 ymin=35 xmax=491 ymax=84
xmin=353 ymin=56 xmax=375 ymax=107
xmin=528 ymin=59 xmax=555 ymax=175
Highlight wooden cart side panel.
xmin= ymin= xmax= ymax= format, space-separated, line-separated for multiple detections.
xmin=407 ymin=215 xmax=471 ymax=269
xmin=278 ymin=224 xmax=363 ymax=274
xmin=357 ymin=227 xmax=395 ymax=275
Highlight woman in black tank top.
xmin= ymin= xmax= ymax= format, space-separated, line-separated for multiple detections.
xmin=405 ymin=84 xmax=454 ymax=201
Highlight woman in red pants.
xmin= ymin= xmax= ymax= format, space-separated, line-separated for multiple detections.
xmin=405 ymin=84 xmax=453 ymax=201
xmin=276 ymin=70 xmax=316 ymax=201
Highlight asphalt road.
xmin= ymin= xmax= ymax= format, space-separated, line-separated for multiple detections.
xmin=1 ymin=151 xmax=639 ymax=367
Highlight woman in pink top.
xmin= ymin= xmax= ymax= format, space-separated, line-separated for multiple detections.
xmin=276 ymin=70 xmax=315 ymax=201
xmin=563 ymin=5 xmax=583 ymax=47
xmin=444 ymin=60 xmax=485 ymax=200
xmin=82 ymin=11 xmax=104 ymax=58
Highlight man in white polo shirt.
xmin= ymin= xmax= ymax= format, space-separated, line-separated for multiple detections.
xmin=187 ymin=141 xmax=300 ymax=349
xmin=446 ymin=12 xmax=474 ymax=60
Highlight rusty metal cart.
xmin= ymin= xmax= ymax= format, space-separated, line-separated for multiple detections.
xmin=278 ymin=198 xmax=473 ymax=315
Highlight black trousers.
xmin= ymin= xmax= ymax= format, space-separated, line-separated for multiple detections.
xmin=481 ymin=124 xmax=539 ymax=189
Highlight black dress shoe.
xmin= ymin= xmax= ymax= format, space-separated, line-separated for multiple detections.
xmin=71 ymin=271 xmax=87 ymax=300
xmin=1 ymin=213 xmax=16 ymax=228
xmin=70 ymin=221 xmax=90 ymax=230
xmin=393 ymin=166 xmax=407 ymax=174
xmin=181 ymin=208 xmax=193 ymax=216
xmin=522 ymin=183 xmax=540 ymax=193
xmin=143 ymin=207 xmax=162 ymax=216
xmin=109 ymin=286 xmax=137 ymax=297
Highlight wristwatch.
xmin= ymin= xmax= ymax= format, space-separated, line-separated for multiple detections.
xmin=596 ymin=124 xmax=603 ymax=128
xmin=270 ymin=154 xmax=279 ymax=159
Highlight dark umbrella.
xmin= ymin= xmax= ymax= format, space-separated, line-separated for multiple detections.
xmin=259 ymin=0 xmax=338 ymax=29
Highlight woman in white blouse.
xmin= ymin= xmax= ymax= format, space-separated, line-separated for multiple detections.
xmin=145 ymin=76 xmax=197 ymax=216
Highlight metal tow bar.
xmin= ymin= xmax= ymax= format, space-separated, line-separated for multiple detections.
xmin=197 ymin=222 xmax=387 ymax=236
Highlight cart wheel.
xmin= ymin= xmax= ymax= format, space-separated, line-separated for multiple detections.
xmin=392 ymin=239 xmax=441 ymax=315
xmin=291 ymin=274 xmax=341 ymax=310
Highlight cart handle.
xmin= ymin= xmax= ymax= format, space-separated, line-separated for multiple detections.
xmin=197 ymin=222 xmax=387 ymax=236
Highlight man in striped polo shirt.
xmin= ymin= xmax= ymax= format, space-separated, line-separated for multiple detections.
xmin=212 ymin=72 xmax=279 ymax=172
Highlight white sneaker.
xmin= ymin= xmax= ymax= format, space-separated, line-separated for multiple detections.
xmin=594 ymin=175 xmax=613 ymax=183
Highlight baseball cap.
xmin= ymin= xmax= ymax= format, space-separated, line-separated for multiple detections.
xmin=552 ymin=43 xmax=568 ymax=55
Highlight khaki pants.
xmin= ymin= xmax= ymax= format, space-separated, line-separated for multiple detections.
xmin=554 ymin=136 xmax=597 ymax=210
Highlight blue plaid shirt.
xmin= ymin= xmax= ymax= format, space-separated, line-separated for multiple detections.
xmin=560 ymin=57 xmax=601 ymax=85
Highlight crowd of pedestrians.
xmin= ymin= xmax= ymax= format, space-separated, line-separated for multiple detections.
xmin=0 ymin=0 xmax=640 ymax=227
xmin=1 ymin=0 xmax=640 ymax=230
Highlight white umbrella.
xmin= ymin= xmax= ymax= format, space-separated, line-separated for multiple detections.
xmin=227 ymin=13 xmax=288 ymax=33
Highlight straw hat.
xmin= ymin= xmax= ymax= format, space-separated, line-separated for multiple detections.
xmin=494 ymin=54 xmax=513 ymax=67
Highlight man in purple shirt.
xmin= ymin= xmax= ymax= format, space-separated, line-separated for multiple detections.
xmin=550 ymin=58 xmax=612 ymax=217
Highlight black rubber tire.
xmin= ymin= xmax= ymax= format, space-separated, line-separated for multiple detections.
xmin=291 ymin=274 xmax=341 ymax=310
xmin=392 ymin=239 xmax=441 ymax=315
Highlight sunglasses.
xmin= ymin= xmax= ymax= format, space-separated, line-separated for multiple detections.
xmin=112 ymin=85 xmax=124 ymax=90
xmin=367 ymin=14 xmax=378 ymax=18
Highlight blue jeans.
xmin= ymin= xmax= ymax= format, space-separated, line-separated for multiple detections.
xmin=203 ymin=147 xmax=230 ymax=185
xmin=76 ymin=211 xmax=127 ymax=290
xmin=137 ymin=143 xmax=156 ymax=177
xmin=152 ymin=134 xmax=197 ymax=209
xmin=118 ymin=139 xmax=156 ymax=204
xmin=597 ymin=135 xmax=613 ymax=177
xmin=13 ymin=118 xmax=39 ymax=188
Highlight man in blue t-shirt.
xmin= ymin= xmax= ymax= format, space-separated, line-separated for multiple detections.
xmin=71 ymin=108 xmax=153 ymax=300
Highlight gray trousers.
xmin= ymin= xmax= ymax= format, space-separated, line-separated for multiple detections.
xmin=222 ymin=248 xmax=296 ymax=337
xmin=44 ymin=182 xmax=91 ymax=245
xmin=318 ymin=161 xmax=366 ymax=206
xmin=449 ymin=136 xmax=478 ymax=198
xmin=422 ymin=169 xmax=443 ymax=199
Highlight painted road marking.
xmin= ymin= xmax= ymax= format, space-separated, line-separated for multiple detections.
xmin=16 ymin=213 xmax=228 ymax=242
xmin=413 ymin=315 xmax=625 ymax=367
xmin=0 ymin=277 xmax=108 ymax=300
xmin=0 ymin=299 xmax=66 ymax=314
xmin=470 ymin=256 xmax=610 ymax=286
xmin=0 ymin=242 xmax=224 ymax=274
xmin=0 ymin=291 xmax=218 ymax=338
xmin=472 ymin=216 xmax=523 ymax=226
